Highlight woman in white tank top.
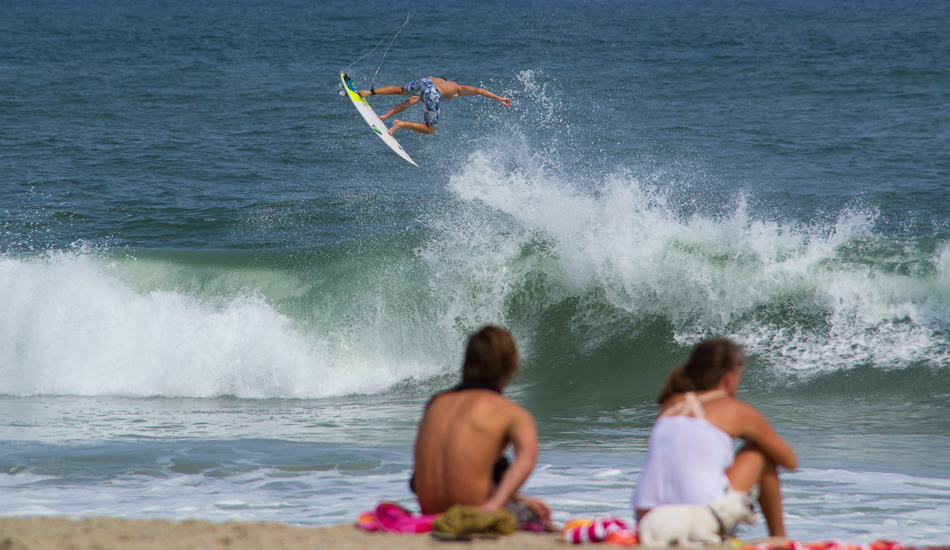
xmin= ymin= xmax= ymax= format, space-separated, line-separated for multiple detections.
xmin=631 ymin=339 xmax=798 ymax=537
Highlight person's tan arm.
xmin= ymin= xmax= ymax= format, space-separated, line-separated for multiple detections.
xmin=738 ymin=403 xmax=798 ymax=470
xmin=458 ymin=85 xmax=512 ymax=108
xmin=480 ymin=408 xmax=538 ymax=511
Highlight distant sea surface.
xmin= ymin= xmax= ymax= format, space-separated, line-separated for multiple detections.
xmin=1 ymin=0 xmax=948 ymax=543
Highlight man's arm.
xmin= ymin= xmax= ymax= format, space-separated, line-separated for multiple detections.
xmin=480 ymin=407 xmax=538 ymax=511
xmin=458 ymin=86 xmax=512 ymax=108
xmin=359 ymin=85 xmax=406 ymax=97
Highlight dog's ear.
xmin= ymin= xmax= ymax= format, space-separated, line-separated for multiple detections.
xmin=746 ymin=485 xmax=761 ymax=502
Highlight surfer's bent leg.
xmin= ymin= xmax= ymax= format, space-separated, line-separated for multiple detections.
xmin=390 ymin=120 xmax=436 ymax=135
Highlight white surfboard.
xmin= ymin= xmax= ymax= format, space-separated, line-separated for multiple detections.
xmin=340 ymin=73 xmax=419 ymax=167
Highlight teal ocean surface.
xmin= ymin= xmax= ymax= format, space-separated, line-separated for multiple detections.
xmin=1 ymin=0 xmax=948 ymax=543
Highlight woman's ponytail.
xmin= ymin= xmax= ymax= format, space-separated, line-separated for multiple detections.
xmin=657 ymin=338 xmax=744 ymax=404
xmin=657 ymin=365 xmax=694 ymax=404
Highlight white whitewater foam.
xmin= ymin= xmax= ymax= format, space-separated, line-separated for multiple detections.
xmin=432 ymin=138 xmax=950 ymax=377
xmin=0 ymin=251 xmax=446 ymax=398
xmin=3 ymin=137 xmax=949 ymax=399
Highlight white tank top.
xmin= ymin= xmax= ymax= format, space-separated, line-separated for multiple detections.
xmin=631 ymin=391 xmax=734 ymax=511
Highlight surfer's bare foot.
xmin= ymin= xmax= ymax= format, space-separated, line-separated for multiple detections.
xmin=389 ymin=120 xmax=404 ymax=136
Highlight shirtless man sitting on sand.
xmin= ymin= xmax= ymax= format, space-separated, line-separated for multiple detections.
xmin=411 ymin=325 xmax=552 ymax=527
xmin=360 ymin=77 xmax=511 ymax=135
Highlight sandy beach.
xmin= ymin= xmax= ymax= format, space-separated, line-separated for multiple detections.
xmin=0 ymin=517 xmax=568 ymax=550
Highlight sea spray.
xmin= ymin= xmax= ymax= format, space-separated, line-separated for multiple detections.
xmin=428 ymin=137 xmax=950 ymax=379
xmin=4 ymin=161 xmax=949 ymax=400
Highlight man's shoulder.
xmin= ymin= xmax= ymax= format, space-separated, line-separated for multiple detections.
xmin=489 ymin=394 xmax=534 ymax=422
xmin=430 ymin=388 xmax=528 ymax=415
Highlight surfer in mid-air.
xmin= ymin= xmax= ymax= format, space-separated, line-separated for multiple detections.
xmin=360 ymin=77 xmax=511 ymax=135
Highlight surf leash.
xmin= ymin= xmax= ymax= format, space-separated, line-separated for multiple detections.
xmin=343 ymin=13 xmax=410 ymax=93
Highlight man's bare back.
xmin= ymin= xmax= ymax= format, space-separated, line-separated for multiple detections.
xmin=429 ymin=77 xmax=464 ymax=99
xmin=414 ymin=386 xmax=536 ymax=513
xmin=410 ymin=326 xmax=551 ymax=526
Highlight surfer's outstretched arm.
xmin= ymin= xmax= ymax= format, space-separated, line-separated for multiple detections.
xmin=378 ymin=96 xmax=420 ymax=122
xmin=458 ymin=85 xmax=512 ymax=108
xmin=359 ymin=85 xmax=405 ymax=97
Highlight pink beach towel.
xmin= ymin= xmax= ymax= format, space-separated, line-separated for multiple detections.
xmin=357 ymin=501 xmax=439 ymax=533
xmin=357 ymin=501 xmax=554 ymax=535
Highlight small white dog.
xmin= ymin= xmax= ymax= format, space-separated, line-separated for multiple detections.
xmin=638 ymin=487 xmax=760 ymax=548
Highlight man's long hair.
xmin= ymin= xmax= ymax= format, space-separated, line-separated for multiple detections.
xmin=461 ymin=325 xmax=520 ymax=387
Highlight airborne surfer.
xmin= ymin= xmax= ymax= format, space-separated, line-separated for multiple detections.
xmin=359 ymin=77 xmax=511 ymax=135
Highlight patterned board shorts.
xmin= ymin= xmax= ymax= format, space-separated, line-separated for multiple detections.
xmin=404 ymin=77 xmax=441 ymax=126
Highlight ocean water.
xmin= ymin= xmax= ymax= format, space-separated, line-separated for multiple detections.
xmin=2 ymin=0 xmax=949 ymax=543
